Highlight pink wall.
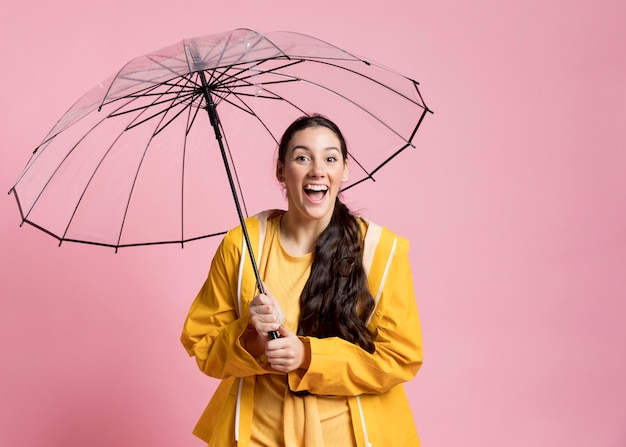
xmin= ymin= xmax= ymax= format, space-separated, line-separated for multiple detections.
xmin=2 ymin=1 xmax=625 ymax=446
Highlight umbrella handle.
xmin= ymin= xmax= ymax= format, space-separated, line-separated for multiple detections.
xmin=254 ymin=272 xmax=280 ymax=340
xmin=268 ymin=331 xmax=280 ymax=340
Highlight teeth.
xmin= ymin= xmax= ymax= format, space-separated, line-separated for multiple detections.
xmin=304 ymin=185 xmax=328 ymax=191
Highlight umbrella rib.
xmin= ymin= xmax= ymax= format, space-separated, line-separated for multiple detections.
xmin=312 ymin=59 xmax=425 ymax=107
xmin=55 ymin=86 xmax=183 ymax=246
xmin=209 ymin=30 xmax=262 ymax=74
xmin=30 ymin=80 xmax=164 ymax=155
xmin=185 ymin=93 xmax=205 ymax=135
xmin=257 ymin=60 xmax=420 ymax=148
xmin=203 ymin=57 xmax=420 ymax=154
xmin=209 ymin=87 xmax=284 ymax=116
xmin=342 ymin=108 xmax=431 ymax=192
xmin=209 ymin=58 xmax=301 ymax=90
xmin=98 ymin=47 xmax=195 ymax=110
xmin=113 ymin=82 xmax=201 ymax=248
xmin=102 ymin=52 xmax=199 ymax=108
xmin=190 ymin=57 xmax=299 ymax=106
xmin=113 ymin=91 xmax=197 ymax=126
xmin=240 ymin=29 xmax=291 ymax=63
xmin=210 ymin=69 xmax=299 ymax=215
xmin=198 ymin=29 xmax=290 ymax=75
xmin=232 ymin=58 xmax=427 ymax=185
xmin=34 ymin=229 xmax=228 ymax=250
xmin=59 ymin=93 xmax=174 ymax=244
xmin=99 ymin=58 xmax=143 ymax=110
xmin=107 ymin=74 xmax=199 ymax=116
xmin=179 ymin=102 xmax=192 ymax=246
xmin=178 ymin=98 xmax=204 ymax=245
xmin=114 ymin=76 xmax=202 ymax=134
xmin=127 ymin=91 xmax=199 ymax=135
xmin=209 ymin=61 xmax=308 ymax=116
xmin=112 ymin=85 xmax=197 ymax=113
xmin=116 ymin=53 xmax=193 ymax=87
xmin=192 ymin=30 xmax=237 ymax=83
xmin=218 ymin=127 xmax=248 ymax=218
xmin=223 ymin=86 xmax=308 ymax=144
xmin=17 ymin=101 xmax=128 ymax=226
xmin=59 ymin=136 xmax=126 ymax=243
xmin=114 ymin=115 xmax=167 ymax=248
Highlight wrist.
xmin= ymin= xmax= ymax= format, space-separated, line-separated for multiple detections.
xmin=298 ymin=337 xmax=311 ymax=369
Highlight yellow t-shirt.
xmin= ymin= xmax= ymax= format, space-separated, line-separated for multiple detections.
xmin=250 ymin=215 xmax=356 ymax=447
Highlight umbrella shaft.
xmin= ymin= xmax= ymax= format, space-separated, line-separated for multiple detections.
xmin=197 ymin=71 xmax=266 ymax=297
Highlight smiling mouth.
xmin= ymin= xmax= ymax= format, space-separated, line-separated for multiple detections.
xmin=304 ymin=184 xmax=328 ymax=201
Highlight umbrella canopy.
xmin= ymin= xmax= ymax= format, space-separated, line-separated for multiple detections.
xmin=9 ymin=28 xmax=430 ymax=251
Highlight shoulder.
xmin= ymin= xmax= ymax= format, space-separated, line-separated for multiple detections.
xmin=356 ymin=216 xmax=410 ymax=255
xmin=221 ymin=209 xmax=284 ymax=250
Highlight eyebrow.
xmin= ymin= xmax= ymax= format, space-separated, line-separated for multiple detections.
xmin=290 ymin=145 xmax=341 ymax=152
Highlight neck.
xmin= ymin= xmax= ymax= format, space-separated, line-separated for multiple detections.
xmin=279 ymin=212 xmax=330 ymax=256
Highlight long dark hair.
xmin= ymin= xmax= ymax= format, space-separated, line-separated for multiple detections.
xmin=277 ymin=114 xmax=376 ymax=353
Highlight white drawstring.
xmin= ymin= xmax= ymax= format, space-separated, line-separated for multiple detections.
xmin=366 ymin=237 xmax=397 ymax=326
xmin=356 ymin=396 xmax=373 ymax=447
xmin=359 ymin=235 xmax=397 ymax=446
xmin=235 ymin=212 xmax=269 ymax=442
xmin=235 ymin=378 xmax=244 ymax=441
xmin=235 ymin=235 xmax=246 ymax=441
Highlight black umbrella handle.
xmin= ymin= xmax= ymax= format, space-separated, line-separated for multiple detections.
xmin=268 ymin=330 xmax=280 ymax=340
xmin=256 ymin=281 xmax=280 ymax=340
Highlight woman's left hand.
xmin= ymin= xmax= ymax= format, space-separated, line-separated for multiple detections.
xmin=265 ymin=325 xmax=310 ymax=373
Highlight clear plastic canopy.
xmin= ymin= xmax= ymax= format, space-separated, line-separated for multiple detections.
xmin=10 ymin=28 xmax=430 ymax=249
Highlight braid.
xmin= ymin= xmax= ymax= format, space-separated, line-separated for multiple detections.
xmin=297 ymin=199 xmax=376 ymax=353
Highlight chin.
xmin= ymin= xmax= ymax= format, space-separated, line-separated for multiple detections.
xmin=304 ymin=206 xmax=334 ymax=222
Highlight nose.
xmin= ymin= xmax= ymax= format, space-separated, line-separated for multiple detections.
xmin=309 ymin=158 xmax=325 ymax=177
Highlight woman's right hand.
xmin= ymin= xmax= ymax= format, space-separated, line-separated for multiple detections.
xmin=248 ymin=284 xmax=285 ymax=338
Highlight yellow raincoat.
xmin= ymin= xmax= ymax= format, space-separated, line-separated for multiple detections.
xmin=181 ymin=211 xmax=423 ymax=446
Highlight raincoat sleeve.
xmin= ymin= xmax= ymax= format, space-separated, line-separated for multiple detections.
xmin=180 ymin=229 xmax=270 ymax=379
xmin=287 ymin=235 xmax=423 ymax=396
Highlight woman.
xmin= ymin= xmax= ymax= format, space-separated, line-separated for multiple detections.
xmin=181 ymin=114 xmax=423 ymax=446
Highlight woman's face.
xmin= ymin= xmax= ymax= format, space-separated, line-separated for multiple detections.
xmin=276 ymin=126 xmax=349 ymax=226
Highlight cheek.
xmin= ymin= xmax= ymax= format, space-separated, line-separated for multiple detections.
xmin=284 ymin=164 xmax=304 ymax=180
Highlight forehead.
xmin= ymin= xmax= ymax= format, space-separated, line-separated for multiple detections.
xmin=288 ymin=126 xmax=341 ymax=150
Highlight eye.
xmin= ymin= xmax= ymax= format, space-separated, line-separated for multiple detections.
xmin=326 ymin=156 xmax=338 ymax=163
xmin=295 ymin=155 xmax=309 ymax=162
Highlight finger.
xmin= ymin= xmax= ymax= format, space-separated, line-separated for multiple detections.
xmin=261 ymin=281 xmax=272 ymax=297
xmin=250 ymin=293 xmax=271 ymax=307
xmin=261 ymin=283 xmax=282 ymax=308
xmin=252 ymin=317 xmax=281 ymax=331
xmin=277 ymin=325 xmax=293 ymax=338
xmin=250 ymin=306 xmax=275 ymax=319
xmin=268 ymin=355 xmax=298 ymax=372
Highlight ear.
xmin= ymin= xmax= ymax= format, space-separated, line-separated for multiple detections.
xmin=341 ymin=161 xmax=349 ymax=182
xmin=276 ymin=161 xmax=285 ymax=182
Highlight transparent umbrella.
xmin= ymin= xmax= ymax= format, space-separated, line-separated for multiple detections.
xmin=8 ymin=28 xmax=431 ymax=299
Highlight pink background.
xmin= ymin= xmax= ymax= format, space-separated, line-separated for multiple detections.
xmin=1 ymin=1 xmax=625 ymax=446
